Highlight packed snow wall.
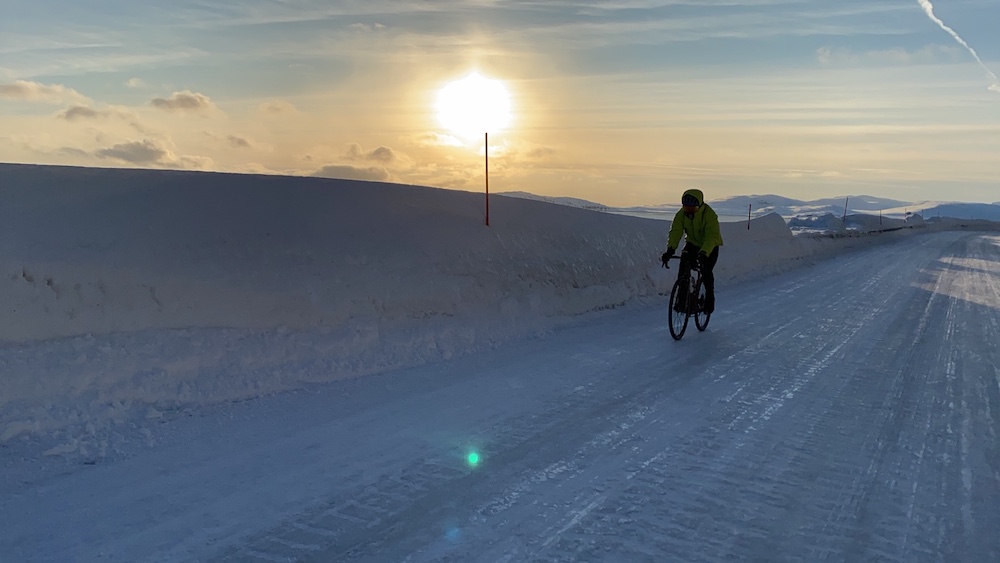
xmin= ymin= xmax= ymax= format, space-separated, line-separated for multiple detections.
xmin=0 ymin=164 xmax=940 ymax=445
xmin=2 ymin=164 xmax=931 ymax=344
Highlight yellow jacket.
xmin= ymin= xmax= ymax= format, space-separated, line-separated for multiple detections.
xmin=667 ymin=188 xmax=724 ymax=255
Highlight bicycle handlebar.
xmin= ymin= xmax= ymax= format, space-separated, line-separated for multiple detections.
xmin=662 ymin=253 xmax=702 ymax=271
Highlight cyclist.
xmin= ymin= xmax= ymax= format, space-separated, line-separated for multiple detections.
xmin=660 ymin=188 xmax=723 ymax=314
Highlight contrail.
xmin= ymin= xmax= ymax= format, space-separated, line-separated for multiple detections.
xmin=917 ymin=0 xmax=1000 ymax=92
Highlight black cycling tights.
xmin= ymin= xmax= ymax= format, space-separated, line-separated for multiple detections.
xmin=682 ymin=243 xmax=720 ymax=298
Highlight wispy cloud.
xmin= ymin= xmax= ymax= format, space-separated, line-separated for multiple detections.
xmin=476 ymin=2 xmax=910 ymax=48
xmin=57 ymin=105 xmax=102 ymax=121
xmin=817 ymin=45 xmax=960 ymax=66
xmin=150 ymin=90 xmax=217 ymax=113
xmin=56 ymin=104 xmax=149 ymax=134
xmin=258 ymin=99 xmax=299 ymax=115
xmin=227 ymin=135 xmax=252 ymax=149
xmin=348 ymin=23 xmax=386 ymax=33
xmin=0 ymin=80 xmax=89 ymax=104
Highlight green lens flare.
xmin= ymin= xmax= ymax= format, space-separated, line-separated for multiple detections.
xmin=467 ymin=451 xmax=480 ymax=467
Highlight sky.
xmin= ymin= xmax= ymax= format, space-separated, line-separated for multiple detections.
xmin=3 ymin=165 xmax=999 ymax=560
xmin=2 ymin=0 xmax=999 ymax=206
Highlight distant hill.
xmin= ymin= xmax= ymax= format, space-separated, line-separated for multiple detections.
xmin=693 ymin=194 xmax=913 ymax=220
xmin=500 ymin=191 xmax=1000 ymax=223
xmin=882 ymin=202 xmax=1000 ymax=222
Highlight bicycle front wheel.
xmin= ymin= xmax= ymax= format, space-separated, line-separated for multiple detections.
xmin=668 ymin=279 xmax=689 ymax=340
xmin=694 ymin=276 xmax=711 ymax=331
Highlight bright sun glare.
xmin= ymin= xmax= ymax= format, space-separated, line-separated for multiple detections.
xmin=436 ymin=73 xmax=511 ymax=140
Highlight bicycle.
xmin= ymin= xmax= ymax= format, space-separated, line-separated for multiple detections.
xmin=664 ymin=253 xmax=711 ymax=340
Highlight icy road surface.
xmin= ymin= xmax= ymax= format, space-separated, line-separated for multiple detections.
xmin=3 ymin=231 xmax=1000 ymax=562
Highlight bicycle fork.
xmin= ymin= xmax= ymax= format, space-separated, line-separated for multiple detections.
xmin=683 ymin=272 xmax=700 ymax=313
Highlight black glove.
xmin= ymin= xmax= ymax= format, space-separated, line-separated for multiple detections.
xmin=661 ymin=249 xmax=674 ymax=268
xmin=697 ymin=251 xmax=709 ymax=268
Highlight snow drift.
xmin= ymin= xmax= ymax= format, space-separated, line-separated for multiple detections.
xmin=0 ymin=163 xmax=966 ymax=446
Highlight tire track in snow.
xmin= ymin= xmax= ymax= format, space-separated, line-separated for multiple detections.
xmin=434 ymin=236 xmax=957 ymax=562
xmin=509 ymin=232 xmax=994 ymax=561
xmin=216 ymin=232 xmax=1000 ymax=562
xmin=213 ymin=355 xmax=680 ymax=562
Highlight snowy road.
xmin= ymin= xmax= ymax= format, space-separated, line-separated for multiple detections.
xmin=4 ymin=231 xmax=1000 ymax=562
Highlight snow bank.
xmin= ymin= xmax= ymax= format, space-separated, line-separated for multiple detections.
xmin=0 ymin=164 xmax=943 ymax=447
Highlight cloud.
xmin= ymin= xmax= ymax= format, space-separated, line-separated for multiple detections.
xmin=415 ymin=132 xmax=464 ymax=148
xmin=93 ymin=138 xmax=212 ymax=169
xmin=524 ymin=145 xmax=556 ymax=161
xmin=0 ymin=80 xmax=89 ymax=104
xmin=341 ymin=144 xmax=418 ymax=173
xmin=482 ymin=140 xmax=555 ymax=164
xmin=346 ymin=143 xmax=396 ymax=163
xmin=312 ymin=164 xmax=391 ymax=182
xmin=126 ymin=78 xmax=148 ymax=89
xmin=150 ymin=90 xmax=216 ymax=113
xmin=782 ymin=170 xmax=844 ymax=179
xmin=95 ymin=139 xmax=170 ymax=164
xmin=227 ymin=135 xmax=252 ymax=149
xmin=56 ymin=147 xmax=91 ymax=158
xmin=57 ymin=105 xmax=102 ymax=121
xmin=367 ymin=146 xmax=395 ymax=162
xmin=176 ymin=155 xmax=214 ymax=169
xmin=348 ymin=23 xmax=386 ymax=33
xmin=199 ymin=131 xmax=259 ymax=150
xmin=56 ymin=104 xmax=150 ymax=134
xmin=816 ymin=45 xmax=959 ymax=66
xmin=258 ymin=99 xmax=299 ymax=115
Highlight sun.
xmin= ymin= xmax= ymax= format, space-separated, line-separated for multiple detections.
xmin=436 ymin=72 xmax=511 ymax=140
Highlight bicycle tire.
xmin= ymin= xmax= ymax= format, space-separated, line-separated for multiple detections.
xmin=668 ymin=278 xmax=689 ymax=340
xmin=694 ymin=275 xmax=711 ymax=331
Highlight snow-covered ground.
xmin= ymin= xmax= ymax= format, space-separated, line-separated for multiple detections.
xmin=2 ymin=164 xmax=1000 ymax=561
xmin=2 ymin=163 xmax=948 ymax=448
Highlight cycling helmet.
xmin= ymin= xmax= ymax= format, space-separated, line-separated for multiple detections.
xmin=681 ymin=193 xmax=700 ymax=207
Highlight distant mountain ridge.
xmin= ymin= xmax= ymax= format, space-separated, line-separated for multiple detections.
xmin=499 ymin=191 xmax=1000 ymax=223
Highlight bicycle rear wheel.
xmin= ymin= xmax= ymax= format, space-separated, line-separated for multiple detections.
xmin=694 ymin=276 xmax=711 ymax=331
xmin=668 ymin=279 xmax=689 ymax=340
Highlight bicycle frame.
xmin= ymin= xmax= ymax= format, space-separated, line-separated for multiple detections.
xmin=665 ymin=253 xmax=710 ymax=340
